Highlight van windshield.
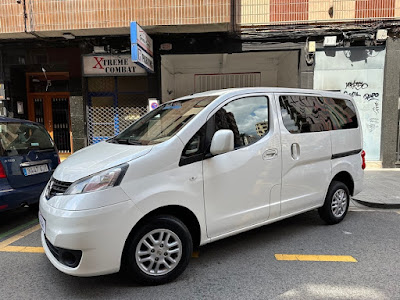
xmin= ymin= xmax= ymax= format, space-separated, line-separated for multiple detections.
xmin=0 ymin=122 xmax=55 ymax=157
xmin=110 ymin=96 xmax=217 ymax=145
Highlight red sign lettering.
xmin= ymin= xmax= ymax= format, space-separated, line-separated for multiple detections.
xmin=93 ymin=57 xmax=104 ymax=69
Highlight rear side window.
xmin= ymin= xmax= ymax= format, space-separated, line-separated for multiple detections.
xmin=214 ymin=96 xmax=269 ymax=148
xmin=0 ymin=122 xmax=54 ymax=157
xmin=279 ymin=95 xmax=358 ymax=133
xmin=323 ymin=97 xmax=358 ymax=129
xmin=279 ymin=95 xmax=330 ymax=133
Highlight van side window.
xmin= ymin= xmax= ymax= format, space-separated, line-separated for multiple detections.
xmin=279 ymin=95 xmax=358 ymax=133
xmin=215 ymin=96 xmax=269 ymax=148
xmin=323 ymin=97 xmax=358 ymax=129
xmin=279 ymin=95 xmax=330 ymax=133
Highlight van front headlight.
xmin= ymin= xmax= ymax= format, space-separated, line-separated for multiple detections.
xmin=65 ymin=164 xmax=128 ymax=195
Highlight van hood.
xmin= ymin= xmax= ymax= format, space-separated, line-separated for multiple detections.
xmin=53 ymin=141 xmax=153 ymax=182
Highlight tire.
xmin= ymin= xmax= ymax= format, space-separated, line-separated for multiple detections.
xmin=318 ymin=181 xmax=350 ymax=225
xmin=123 ymin=215 xmax=193 ymax=285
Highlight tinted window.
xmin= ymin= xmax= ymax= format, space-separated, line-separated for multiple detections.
xmin=323 ymin=97 xmax=358 ymax=129
xmin=0 ymin=122 xmax=54 ymax=157
xmin=214 ymin=96 xmax=269 ymax=148
xmin=279 ymin=95 xmax=330 ymax=133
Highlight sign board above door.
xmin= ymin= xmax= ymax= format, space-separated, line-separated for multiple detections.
xmin=130 ymin=22 xmax=154 ymax=73
xmin=82 ymin=54 xmax=147 ymax=77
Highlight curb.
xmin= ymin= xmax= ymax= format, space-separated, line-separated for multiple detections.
xmin=352 ymin=198 xmax=400 ymax=209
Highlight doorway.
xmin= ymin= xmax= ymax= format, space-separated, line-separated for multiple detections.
xmin=26 ymin=72 xmax=72 ymax=153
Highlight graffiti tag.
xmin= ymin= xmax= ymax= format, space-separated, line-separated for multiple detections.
xmin=343 ymin=91 xmax=361 ymax=97
xmin=345 ymin=81 xmax=368 ymax=90
xmin=373 ymin=102 xmax=379 ymax=114
xmin=363 ymin=93 xmax=379 ymax=101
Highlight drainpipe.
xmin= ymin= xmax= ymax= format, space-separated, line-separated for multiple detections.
xmin=230 ymin=0 xmax=236 ymax=34
xmin=22 ymin=0 xmax=42 ymax=39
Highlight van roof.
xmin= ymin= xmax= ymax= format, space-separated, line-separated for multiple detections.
xmin=175 ymin=87 xmax=350 ymax=101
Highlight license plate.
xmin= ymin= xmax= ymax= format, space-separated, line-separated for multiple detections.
xmin=39 ymin=211 xmax=46 ymax=234
xmin=22 ymin=164 xmax=49 ymax=176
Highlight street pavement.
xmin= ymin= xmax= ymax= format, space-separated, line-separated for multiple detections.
xmin=0 ymin=169 xmax=399 ymax=299
xmin=352 ymin=169 xmax=400 ymax=208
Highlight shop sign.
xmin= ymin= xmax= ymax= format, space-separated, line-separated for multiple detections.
xmin=130 ymin=22 xmax=154 ymax=73
xmin=82 ymin=54 xmax=146 ymax=76
xmin=131 ymin=44 xmax=154 ymax=73
xmin=130 ymin=21 xmax=153 ymax=56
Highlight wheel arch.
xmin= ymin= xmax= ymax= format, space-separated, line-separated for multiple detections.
xmin=121 ymin=205 xmax=201 ymax=266
xmin=331 ymin=171 xmax=354 ymax=196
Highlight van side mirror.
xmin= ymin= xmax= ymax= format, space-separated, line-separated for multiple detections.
xmin=210 ymin=129 xmax=234 ymax=156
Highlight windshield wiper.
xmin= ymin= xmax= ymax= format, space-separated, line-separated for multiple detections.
xmin=128 ymin=139 xmax=143 ymax=145
xmin=110 ymin=138 xmax=143 ymax=145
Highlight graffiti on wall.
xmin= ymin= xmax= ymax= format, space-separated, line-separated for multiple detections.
xmin=314 ymin=48 xmax=386 ymax=161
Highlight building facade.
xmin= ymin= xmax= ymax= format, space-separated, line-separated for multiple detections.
xmin=0 ymin=0 xmax=399 ymax=167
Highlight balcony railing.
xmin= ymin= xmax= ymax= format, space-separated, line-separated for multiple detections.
xmin=238 ymin=0 xmax=400 ymax=26
xmin=2 ymin=0 xmax=399 ymax=36
xmin=0 ymin=0 xmax=231 ymax=35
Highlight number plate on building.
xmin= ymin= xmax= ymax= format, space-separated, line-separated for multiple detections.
xmin=22 ymin=164 xmax=49 ymax=176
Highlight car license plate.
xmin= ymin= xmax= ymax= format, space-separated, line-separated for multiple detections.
xmin=39 ymin=212 xmax=46 ymax=234
xmin=22 ymin=164 xmax=49 ymax=176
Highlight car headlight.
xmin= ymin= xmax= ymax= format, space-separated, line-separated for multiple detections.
xmin=65 ymin=164 xmax=128 ymax=195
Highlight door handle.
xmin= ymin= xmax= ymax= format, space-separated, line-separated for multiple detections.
xmin=263 ymin=148 xmax=278 ymax=160
xmin=291 ymin=143 xmax=300 ymax=160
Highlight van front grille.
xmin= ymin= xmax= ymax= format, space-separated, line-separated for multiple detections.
xmin=47 ymin=178 xmax=72 ymax=198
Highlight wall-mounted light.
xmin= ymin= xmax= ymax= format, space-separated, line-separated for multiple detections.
xmin=376 ymin=29 xmax=388 ymax=42
xmin=323 ymin=36 xmax=337 ymax=47
xmin=62 ymin=33 xmax=75 ymax=40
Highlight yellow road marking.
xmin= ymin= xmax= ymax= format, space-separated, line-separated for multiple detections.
xmin=192 ymin=251 xmax=200 ymax=258
xmin=0 ymin=224 xmax=43 ymax=253
xmin=275 ymin=254 xmax=357 ymax=262
xmin=0 ymin=246 xmax=44 ymax=253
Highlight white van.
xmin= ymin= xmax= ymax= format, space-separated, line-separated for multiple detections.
xmin=39 ymin=88 xmax=364 ymax=285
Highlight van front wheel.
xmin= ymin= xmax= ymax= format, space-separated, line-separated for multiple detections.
xmin=318 ymin=181 xmax=350 ymax=225
xmin=124 ymin=215 xmax=193 ymax=285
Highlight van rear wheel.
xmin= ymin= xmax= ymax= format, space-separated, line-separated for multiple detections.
xmin=123 ymin=215 xmax=193 ymax=285
xmin=318 ymin=181 xmax=350 ymax=225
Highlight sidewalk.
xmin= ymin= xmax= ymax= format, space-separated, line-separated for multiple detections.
xmin=352 ymin=169 xmax=400 ymax=208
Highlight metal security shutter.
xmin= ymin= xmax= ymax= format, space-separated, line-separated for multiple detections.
xmin=194 ymin=73 xmax=261 ymax=93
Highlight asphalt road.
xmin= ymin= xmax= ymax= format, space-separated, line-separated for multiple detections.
xmin=0 ymin=203 xmax=399 ymax=300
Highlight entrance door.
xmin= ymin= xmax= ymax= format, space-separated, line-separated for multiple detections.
xmin=27 ymin=93 xmax=72 ymax=153
xmin=26 ymin=72 xmax=72 ymax=154
xmin=203 ymin=94 xmax=281 ymax=238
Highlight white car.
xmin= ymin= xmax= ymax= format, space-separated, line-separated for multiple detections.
xmin=39 ymin=88 xmax=364 ymax=285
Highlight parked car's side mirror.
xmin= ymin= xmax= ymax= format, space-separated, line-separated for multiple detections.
xmin=210 ymin=129 xmax=234 ymax=156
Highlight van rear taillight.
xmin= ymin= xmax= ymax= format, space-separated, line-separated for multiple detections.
xmin=0 ymin=163 xmax=6 ymax=178
xmin=361 ymin=150 xmax=366 ymax=170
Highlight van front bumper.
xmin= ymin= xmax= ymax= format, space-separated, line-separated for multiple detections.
xmin=40 ymin=194 xmax=144 ymax=277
